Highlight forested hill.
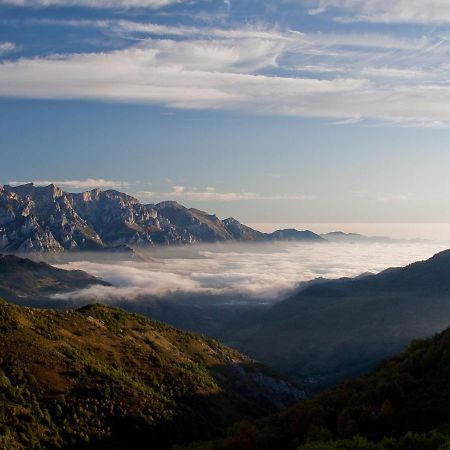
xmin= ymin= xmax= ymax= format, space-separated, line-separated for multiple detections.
xmin=0 ymin=300 xmax=303 ymax=450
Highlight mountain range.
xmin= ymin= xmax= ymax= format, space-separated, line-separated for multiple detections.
xmin=4 ymin=251 xmax=450 ymax=449
xmin=0 ymin=183 xmax=325 ymax=252
xmin=3 ymin=242 xmax=450 ymax=448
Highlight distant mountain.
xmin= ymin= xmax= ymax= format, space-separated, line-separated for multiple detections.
xmin=0 ymin=253 xmax=109 ymax=301
xmin=0 ymin=183 xmax=323 ymax=252
xmin=270 ymin=229 xmax=325 ymax=242
xmin=321 ymin=231 xmax=424 ymax=243
xmin=187 ymin=325 xmax=450 ymax=450
xmin=222 ymin=249 xmax=450 ymax=389
xmin=0 ymin=299 xmax=304 ymax=450
xmin=221 ymin=217 xmax=267 ymax=241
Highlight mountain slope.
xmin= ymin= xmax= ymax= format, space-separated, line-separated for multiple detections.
xmin=0 ymin=183 xmax=323 ymax=252
xmin=223 ymin=249 xmax=450 ymax=389
xmin=221 ymin=218 xmax=269 ymax=241
xmin=187 ymin=325 xmax=450 ymax=450
xmin=0 ymin=300 xmax=304 ymax=450
xmin=0 ymin=253 xmax=109 ymax=301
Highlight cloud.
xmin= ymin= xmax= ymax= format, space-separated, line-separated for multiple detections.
xmin=308 ymin=0 xmax=450 ymax=23
xmin=0 ymin=0 xmax=185 ymax=9
xmin=375 ymin=193 xmax=410 ymax=202
xmin=1 ymin=20 xmax=450 ymax=125
xmin=52 ymin=241 xmax=447 ymax=303
xmin=0 ymin=42 xmax=16 ymax=55
xmin=352 ymin=191 xmax=411 ymax=203
xmin=138 ymin=186 xmax=314 ymax=201
xmin=8 ymin=179 xmax=130 ymax=189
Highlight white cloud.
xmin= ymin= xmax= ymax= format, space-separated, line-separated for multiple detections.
xmin=1 ymin=20 xmax=450 ymax=125
xmin=0 ymin=42 xmax=16 ymax=55
xmin=52 ymin=241 xmax=447 ymax=302
xmin=352 ymin=191 xmax=411 ymax=202
xmin=375 ymin=193 xmax=410 ymax=202
xmin=0 ymin=0 xmax=185 ymax=9
xmin=8 ymin=179 xmax=130 ymax=189
xmin=309 ymin=0 xmax=450 ymax=23
xmin=138 ymin=186 xmax=314 ymax=202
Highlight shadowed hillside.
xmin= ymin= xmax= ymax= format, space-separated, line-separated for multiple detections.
xmin=0 ymin=253 xmax=109 ymax=301
xmin=186 ymin=325 xmax=450 ymax=450
xmin=223 ymin=249 xmax=450 ymax=389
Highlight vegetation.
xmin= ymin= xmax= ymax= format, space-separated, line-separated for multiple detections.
xmin=186 ymin=326 xmax=450 ymax=450
xmin=0 ymin=299 xmax=300 ymax=449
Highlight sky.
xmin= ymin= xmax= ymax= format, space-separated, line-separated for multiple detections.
xmin=2 ymin=0 xmax=450 ymax=229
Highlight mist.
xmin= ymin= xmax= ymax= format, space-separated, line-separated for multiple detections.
xmin=50 ymin=241 xmax=449 ymax=304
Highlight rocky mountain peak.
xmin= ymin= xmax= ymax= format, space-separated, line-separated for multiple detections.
xmin=79 ymin=188 xmax=101 ymax=202
xmin=0 ymin=183 xmax=324 ymax=252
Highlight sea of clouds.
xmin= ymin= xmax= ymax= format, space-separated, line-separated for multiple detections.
xmin=51 ymin=241 xmax=450 ymax=304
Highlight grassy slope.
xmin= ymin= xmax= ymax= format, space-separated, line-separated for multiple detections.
xmin=0 ymin=299 xmax=301 ymax=450
xmin=186 ymin=326 xmax=450 ymax=450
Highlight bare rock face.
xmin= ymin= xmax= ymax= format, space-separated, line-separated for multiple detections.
xmin=0 ymin=183 xmax=324 ymax=252
xmin=0 ymin=184 xmax=256 ymax=252
xmin=222 ymin=217 xmax=267 ymax=241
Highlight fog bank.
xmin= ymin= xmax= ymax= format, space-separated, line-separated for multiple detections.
xmin=52 ymin=241 xmax=450 ymax=303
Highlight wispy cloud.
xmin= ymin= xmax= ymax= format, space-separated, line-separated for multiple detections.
xmin=138 ymin=186 xmax=314 ymax=202
xmin=8 ymin=179 xmax=130 ymax=189
xmin=0 ymin=41 xmax=16 ymax=55
xmin=308 ymin=0 xmax=450 ymax=23
xmin=0 ymin=0 xmax=185 ymax=9
xmin=352 ymin=190 xmax=412 ymax=203
xmin=2 ymin=19 xmax=450 ymax=125
xmin=375 ymin=193 xmax=410 ymax=203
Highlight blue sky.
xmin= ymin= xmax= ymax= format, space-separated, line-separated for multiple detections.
xmin=2 ymin=0 xmax=450 ymax=226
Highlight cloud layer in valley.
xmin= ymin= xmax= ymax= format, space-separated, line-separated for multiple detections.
xmin=52 ymin=241 xmax=449 ymax=304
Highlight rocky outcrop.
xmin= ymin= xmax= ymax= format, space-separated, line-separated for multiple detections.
xmin=0 ymin=183 xmax=324 ymax=252
xmin=222 ymin=217 xmax=267 ymax=241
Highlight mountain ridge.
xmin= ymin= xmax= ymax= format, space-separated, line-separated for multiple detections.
xmin=0 ymin=253 xmax=110 ymax=301
xmin=0 ymin=183 xmax=325 ymax=252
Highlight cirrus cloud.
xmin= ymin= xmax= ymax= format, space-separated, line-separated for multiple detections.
xmin=0 ymin=0 xmax=186 ymax=9
xmin=308 ymin=0 xmax=450 ymax=23
xmin=1 ymin=21 xmax=450 ymax=125
xmin=138 ymin=186 xmax=315 ymax=202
